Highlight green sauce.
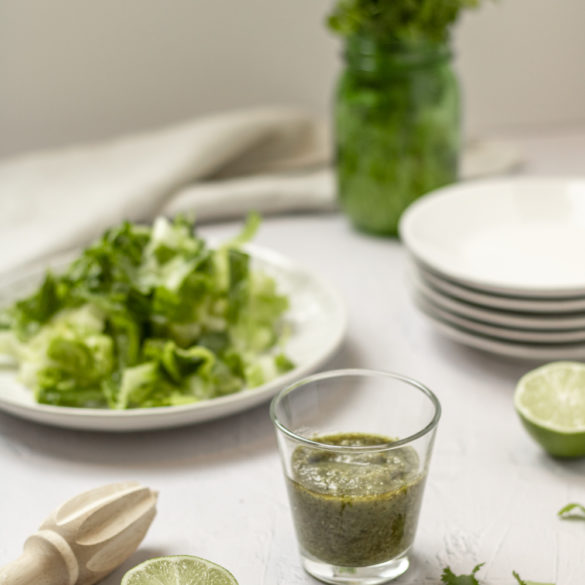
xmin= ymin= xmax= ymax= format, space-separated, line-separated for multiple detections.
xmin=286 ymin=433 xmax=425 ymax=567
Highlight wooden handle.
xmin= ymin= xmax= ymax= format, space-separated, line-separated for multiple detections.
xmin=0 ymin=530 xmax=78 ymax=585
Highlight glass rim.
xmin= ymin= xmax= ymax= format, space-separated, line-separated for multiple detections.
xmin=270 ymin=368 xmax=441 ymax=452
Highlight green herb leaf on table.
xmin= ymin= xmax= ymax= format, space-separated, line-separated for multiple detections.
xmin=441 ymin=565 xmax=554 ymax=585
xmin=558 ymin=502 xmax=585 ymax=520
xmin=0 ymin=214 xmax=294 ymax=409
xmin=441 ymin=563 xmax=484 ymax=585
xmin=513 ymin=571 xmax=555 ymax=585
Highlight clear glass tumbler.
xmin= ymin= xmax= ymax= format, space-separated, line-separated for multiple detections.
xmin=270 ymin=369 xmax=441 ymax=585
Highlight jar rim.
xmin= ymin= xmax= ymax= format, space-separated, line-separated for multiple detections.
xmin=343 ymin=34 xmax=452 ymax=70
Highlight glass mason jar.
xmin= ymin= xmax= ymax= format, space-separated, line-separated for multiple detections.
xmin=334 ymin=35 xmax=461 ymax=236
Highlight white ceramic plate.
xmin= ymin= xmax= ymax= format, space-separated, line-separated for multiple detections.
xmin=400 ymin=177 xmax=585 ymax=296
xmin=409 ymin=270 xmax=585 ymax=330
xmin=415 ymin=262 xmax=585 ymax=313
xmin=414 ymin=293 xmax=585 ymax=344
xmin=413 ymin=299 xmax=585 ymax=361
xmin=0 ymin=246 xmax=347 ymax=432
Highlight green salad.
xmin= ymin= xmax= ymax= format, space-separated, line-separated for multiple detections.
xmin=0 ymin=214 xmax=294 ymax=409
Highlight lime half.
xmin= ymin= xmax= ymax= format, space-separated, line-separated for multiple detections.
xmin=121 ymin=555 xmax=238 ymax=585
xmin=514 ymin=361 xmax=585 ymax=458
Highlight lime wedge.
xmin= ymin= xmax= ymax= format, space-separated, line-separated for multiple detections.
xmin=121 ymin=555 xmax=238 ymax=585
xmin=514 ymin=361 xmax=585 ymax=458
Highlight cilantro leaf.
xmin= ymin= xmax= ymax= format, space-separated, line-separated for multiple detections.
xmin=441 ymin=565 xmax=554 ymax=585
xmin=328 ymin=0 xmax=484 ymax=43
xmin=441 ymin=563 xmax=484 ymax=585
xmin=558 ymin=502 xmax=585 ymax=521
xmin=513 ymin=572 xmax=527 ymax=585
xmin=513 ymin=572 xmax=554 ymax=585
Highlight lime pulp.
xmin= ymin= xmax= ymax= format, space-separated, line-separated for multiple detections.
xmin=514 ymin=361 xmax=585 ymax=458
xmin=121 ymin=555 xmax=238 ymax=585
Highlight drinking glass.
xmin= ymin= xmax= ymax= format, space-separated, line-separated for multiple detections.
xmin=270 ymin=369 xmax=441 ymax=585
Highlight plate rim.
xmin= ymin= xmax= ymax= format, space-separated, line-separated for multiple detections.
xmin=416 ymin=304 xmax=585 ymax=361
xmin=408 ymin=270 xmax=585 ymax=330
xmin=413 ymin=292 xmax=585 ymax=344
xmin=414 ymin=261 xmax=585 ymax=313
xmin=0 ymin=245 xmax=348 ymax=432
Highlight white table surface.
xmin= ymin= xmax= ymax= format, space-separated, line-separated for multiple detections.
xmin=1 ymin=128 xmax=585 ymax=585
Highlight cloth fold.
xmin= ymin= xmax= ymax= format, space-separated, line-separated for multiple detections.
xmin=0 ymin=105 xmax=520 ymax=276
xmin=0 ymin=107 xmax=333 ymax=275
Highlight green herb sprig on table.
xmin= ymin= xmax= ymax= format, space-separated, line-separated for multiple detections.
xmin=441 ymin=564 xmax=554 ymax=585
xmin=328 ymin=0 xmax=483 ymax=42
xmin=558 ymin=502 xmax=585 ymax=520
xmin=512 ymin=571 xmax=554 ymax=585
xmin=441 ymin=563 xmax=484 ymax=585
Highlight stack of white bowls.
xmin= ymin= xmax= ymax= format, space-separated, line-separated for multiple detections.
xmin=399 ymin=177 xmax=585 ymax=360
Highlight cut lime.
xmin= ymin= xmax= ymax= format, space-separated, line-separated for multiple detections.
xmin=514 ymin=361 xmax=585 ymax=458
xmin=121 ymin=555 xmax=238 ymax=585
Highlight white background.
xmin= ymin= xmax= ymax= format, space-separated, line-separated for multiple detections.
xmin=1 ymin=0 xmax=585 ymax=158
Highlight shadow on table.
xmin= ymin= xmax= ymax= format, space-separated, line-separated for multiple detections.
xmin=428 ymin=331 xmax=542 ymax=384
xmin=533 ymin=450 xmax=585 ymax=477
xmin=0 ymin=338 xmax=364 ymax=471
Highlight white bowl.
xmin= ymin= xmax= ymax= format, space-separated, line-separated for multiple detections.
xmin=400 ymin=177 xmax=585 ymax=296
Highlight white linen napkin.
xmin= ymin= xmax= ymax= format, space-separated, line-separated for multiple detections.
xmin=0 ymin=105 xmax=521 ymax=276
xmin=0 ymin=107 xmax=332 ymax=275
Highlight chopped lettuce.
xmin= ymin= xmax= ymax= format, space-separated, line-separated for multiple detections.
xmin=0 ymin=214 xmax=294 ymax=409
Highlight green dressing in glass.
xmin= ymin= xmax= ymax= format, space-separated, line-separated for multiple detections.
xmin=287 ymin=432 xmax=425 ymax=567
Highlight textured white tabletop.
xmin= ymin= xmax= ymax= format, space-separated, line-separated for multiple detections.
xmin=1 ymin=128 xmax=584 ymax=585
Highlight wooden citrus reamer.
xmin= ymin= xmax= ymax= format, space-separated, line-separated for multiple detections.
xmin=0 ymin=481 xmax=157 ymax=585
